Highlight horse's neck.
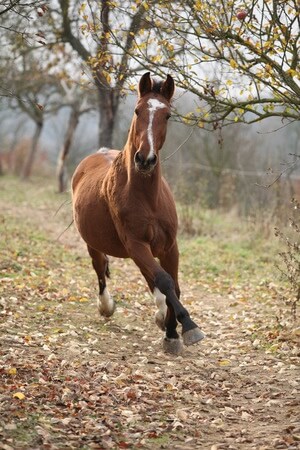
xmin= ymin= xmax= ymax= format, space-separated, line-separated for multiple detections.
xmin=121 ymin=143 xmax=162 ymax=206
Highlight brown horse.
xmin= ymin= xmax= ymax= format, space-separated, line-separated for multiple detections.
xmin=71 ymin=72 xmax=204 ymax=354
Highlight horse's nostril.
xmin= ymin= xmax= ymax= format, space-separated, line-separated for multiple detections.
xmin=149 ymin=154 xmax=157 ymax=166
xmin=134 ymin=151 xmax=157 ymax=170
xmin=134 ymin=151 xmax=144 ymax=165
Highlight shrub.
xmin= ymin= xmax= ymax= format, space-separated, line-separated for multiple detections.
xmin=275 ymin=198 xmax=300 ymax=320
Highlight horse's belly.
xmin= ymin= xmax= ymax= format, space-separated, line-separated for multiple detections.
xmin=74 ymin=202 xmax=128 ymax=258
xmin=72 ymin=152 xmax=128 ymax=258
xmin=73 ymin=191 xmax=128 ymax=258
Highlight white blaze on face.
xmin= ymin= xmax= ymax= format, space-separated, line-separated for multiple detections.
xmin=147 ymin=98 xmax=166 ymax=159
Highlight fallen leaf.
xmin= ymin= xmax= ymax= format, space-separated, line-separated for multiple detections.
xmin=13 ymin=392 xmax=25 ymax=400
xmin=241 ymin=411 xmax=252 ymax=421
xmin=219 ymin=359 xmax=231 ymax=366
xmin=176 ymin=408 xmax=188 ymax=422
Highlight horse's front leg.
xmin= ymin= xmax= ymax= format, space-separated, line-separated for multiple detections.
xmin=154 ymin=270 xmax=205 ymax=347
xmin=142 ymin=270 xmax=182 ymax=355
xmin=158 ymin=244 xmax=183 ymax=354
xmin=127 ymin=242 xmax=205 ymax=353
xmin=139 ymin=271 xmax=169 ymax=333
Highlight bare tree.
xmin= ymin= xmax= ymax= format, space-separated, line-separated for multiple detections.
xmin=0 ymin=0 xmax=45 ymax=36
xmin=56 ymin=81 xmax=93 ymax=192
xmin=47 ymin=0 xmax=147 ymax=148
xmin=0 ymin=0 xmax=49 ymax=104
xmin=6 ymin=52 xmax=62 ymax=179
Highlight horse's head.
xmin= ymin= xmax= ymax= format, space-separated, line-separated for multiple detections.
xmin=131 ymin=72 xmax=175 ymax=174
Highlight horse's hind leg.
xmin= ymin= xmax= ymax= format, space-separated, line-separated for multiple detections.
xmin=87 ymin=246 xmax=115 ymax=317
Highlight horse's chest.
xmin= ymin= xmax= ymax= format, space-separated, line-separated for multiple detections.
xmin=135 ymin=215 xmax=176 ymax=255
xmin=150 ymin=223 xmax=174 ymax=255
xmin=107 ymin=179 xmax=177 ymax=255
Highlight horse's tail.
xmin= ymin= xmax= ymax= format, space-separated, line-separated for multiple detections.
xmin=105 ymin=259 xmax=110 ymax=278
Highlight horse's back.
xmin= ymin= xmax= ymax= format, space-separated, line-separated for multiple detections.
xmin=71 ymin=149 xmax=128 ymax=257
xmin=72 ymin=149 xmax=120 ymax=194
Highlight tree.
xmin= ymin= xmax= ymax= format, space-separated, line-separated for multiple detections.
xmin=56 ymin=81 xmax=93 ymax=193
xmin=0 ymin=1 xmax=46 ymax=37
xmin=114 ymin=0 xmax=299 ymax=129
xmin=0 ymin=116 xmax=27 ymax=176
xmin=6 ymin=52 xmax=61 ymax=179
xmin=0 ymin=1 xmax=47 ymax=101
xmin=47 ymin=0 xmax=148 ymax=148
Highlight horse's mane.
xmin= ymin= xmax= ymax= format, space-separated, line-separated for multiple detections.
xmin=151 ymin=80 xmax=164 ymax=94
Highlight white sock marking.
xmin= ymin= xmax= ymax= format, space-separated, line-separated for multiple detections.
xmin=97 ymin=287 xmax=115 ymax=316
xmin=147 ymin=99 xmax=166 ymax=159
xmin=154 ymin=287 xmax=167 ymax=310
xmin=153 ymin=287 xmax=167 ymax=331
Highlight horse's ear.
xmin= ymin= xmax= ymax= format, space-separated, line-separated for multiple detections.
xmin=161 ymin=74 xmax=175 ymax=101
xmin=138 ymin=72 xmax=152 ymax=97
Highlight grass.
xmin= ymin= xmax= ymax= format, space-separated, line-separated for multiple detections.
xmin=178 ymin=210 xmax=281 ymax=294
xmin=181 ymin=234 xmax=276 ymax=276
xmin=1 ymin=174 xmax=65 ymax=205
xmin=0 ymin=175 xmax=283 ymax=293
xmin=0 ymin=174 xmax=287 ymax=347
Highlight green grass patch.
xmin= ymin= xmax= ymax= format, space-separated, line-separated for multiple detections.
xmin=0 ymin=175 xmax=283 ymax=297
xmin=179 ymin=230 xmax=280 ymax=289
xmin=0 ymin=174 xmax=68 ymax=208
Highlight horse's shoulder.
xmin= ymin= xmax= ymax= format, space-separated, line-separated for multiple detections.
xmin=72 ymin=150 xmax=121 ymax=184
xmin=161 ymin=176 xmax=172 ymax=191
xmin=161 ymin=177 xmax=176 ymax=205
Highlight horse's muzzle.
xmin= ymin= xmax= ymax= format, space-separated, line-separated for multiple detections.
xmin=134 ymin=151 xmax=157 ymax=173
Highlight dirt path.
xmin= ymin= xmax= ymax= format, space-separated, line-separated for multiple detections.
xmin=0 ymin=189 xmax=299 ymax=449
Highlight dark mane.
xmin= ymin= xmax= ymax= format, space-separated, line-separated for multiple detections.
xmin=152 ymin=80 xmax=164 ymax=94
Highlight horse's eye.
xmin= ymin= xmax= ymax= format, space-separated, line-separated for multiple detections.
xmin=166 ymin=113 xmax=171 ymax=120
xmin=135 ymin=108 xmax=139 ymax=116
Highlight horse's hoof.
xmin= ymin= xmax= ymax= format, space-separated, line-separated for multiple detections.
xmin=98 ymin=306 xmax=115 ymax=317
xmin=163 ymin=338 xmax=183 ymax=355
xmin=182 ymin=327 xmax=205 ymax=346
xmin=97 ymin=294 xmax=115 ymax=317
xmin=155 ymin=310 xmax=166 ymax=331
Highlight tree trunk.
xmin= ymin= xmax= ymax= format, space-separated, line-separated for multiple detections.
xmin=59 ymin=0 xmax=146 ymax=151
xmin=98 ymin=88 xmax=115 ymax=148
xmin=0 ymin=156 xmax=3 ymax=176
xmin=57 ymin=108 xmax=80 ymax=193
xmin=21 ymin=121 xmax=43 ymax=180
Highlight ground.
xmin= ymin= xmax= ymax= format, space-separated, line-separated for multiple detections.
xmin=0 ymin=177 xmax=299 ymax=450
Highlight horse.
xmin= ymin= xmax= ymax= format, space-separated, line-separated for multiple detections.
xmin=71 ymin=72 xmax=205 ymax=354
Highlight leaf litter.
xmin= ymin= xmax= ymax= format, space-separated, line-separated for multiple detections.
xmin=0 ymin=179 xmax=299 ymax=449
